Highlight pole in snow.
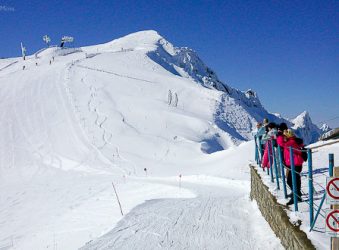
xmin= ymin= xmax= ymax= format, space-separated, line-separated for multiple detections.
xmin=20 ymin=42 xmax=26 ymax=60
xmin=43 ymin=35 xmax=51 ymax=47
xmin=144 ymin=168 xmax=148 ymax=177
xmin=112 ymin=182 xmax=124 ymax=216
xmin=179 ymin=174 xmax=182 ymax=188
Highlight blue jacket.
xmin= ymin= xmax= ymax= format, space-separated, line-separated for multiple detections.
xmin=256 ymin=127 xmax=266 ymax=144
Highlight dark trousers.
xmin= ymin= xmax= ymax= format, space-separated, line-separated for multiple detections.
xmin=287 ymin=165 xmax=302 ymax=197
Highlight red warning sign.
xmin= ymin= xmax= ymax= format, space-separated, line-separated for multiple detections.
xmin=326 ymin=178 xmax=339 ymax=204
xmin=326 ymin=210 xmax=339 ymax=235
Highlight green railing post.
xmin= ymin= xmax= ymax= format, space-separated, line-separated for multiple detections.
xmin=256 ymin=136 xmax=263 ymax=167
xmin=290 ymin=147 xmax=298 ymax=211
xmin=309 ymin=192 xmax=326 ymax=232
xmin=254 ymin=135 xmax=259 ymax=164
xmin=259 ymin=139 xmax=263 ymax=166
xmin=254 ymin=135 xmax=258 ymax=164
xmin=329 ymin=153 xmax=335 ymax=248
xmin=268 ymin=140 xmax=274 ymax=182
xmin=278 ymin=145 xmax=287 ymax=198
xmin=329 ymin=153 xmax=334 ymax=177
xmin=272 ymin=141 xmax=280 ymax=189
xmin=307 ymin=149 xmax=314 ymax=227
xmin=265 ymin=142 xmax=270 ymax=175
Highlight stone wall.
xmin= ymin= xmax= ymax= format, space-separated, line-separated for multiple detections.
xmin=250 ymin=165 xmax=316 ymax=250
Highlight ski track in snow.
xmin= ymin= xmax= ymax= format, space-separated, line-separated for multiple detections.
xmin=64 ymin=54 xmax=177 ymax=173
xmin=76 ymin=64 xmax=157 ymax=84
xmin=81 ymin=179 xmax=282 ymax=250
xmin=63 ymin=55 xmax=138 ymax=174
xmin=0 ymin=61 xmax=18 ymax=72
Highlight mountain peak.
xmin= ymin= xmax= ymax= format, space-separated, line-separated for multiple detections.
xmin=95 ymin=30 xmax=165 ymax=52
xmin=300 ymin=110 xmax=310 ymax=118
xmin=292 ymin=111 xmax=322 ymax=144
xmin=292 ymin=111 xmax=311 ymax=127
xmin=120 ymin=30 xmax=163 ymax=42
xmin=320 ymin=123 xmax=331 ymax=132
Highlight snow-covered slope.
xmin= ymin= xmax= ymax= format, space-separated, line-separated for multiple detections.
xmin=0 ymin=30 xmax=319 ymax=249
xmin=99 ymin=31 xmax=322 ymax=144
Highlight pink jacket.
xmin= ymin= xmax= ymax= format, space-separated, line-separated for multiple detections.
xmin=276 ymin=134 xmax=285 ymax=147
xmin=262 ymin=140 xmax=273 ymax=169
xmin=281 ymin=137 xmax=304 ymax=167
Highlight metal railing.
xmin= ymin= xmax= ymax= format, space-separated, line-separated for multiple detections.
xmin=254 ymin=135 xmax=334 ymax=231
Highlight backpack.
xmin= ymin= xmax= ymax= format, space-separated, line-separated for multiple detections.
xmin=295 ymin=137 xmax=307 ymax=162
xmin=301 ymin=147 xmax=308 ymax=161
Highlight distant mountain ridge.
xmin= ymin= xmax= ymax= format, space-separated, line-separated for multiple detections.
xmin=291 ymin=111 xmax=327 ymax=144
xmin=119 ymin=30 xmax=322 ymax=144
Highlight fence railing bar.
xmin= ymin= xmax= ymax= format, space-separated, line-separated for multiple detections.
xmin=255 ymin=136 xmax=333 ymax=231
xmin=272 ymin=144 xmax=280 ymax=189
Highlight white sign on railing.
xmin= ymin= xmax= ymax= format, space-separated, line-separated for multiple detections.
xmin=326 ymin=177 xmax=339 ymax=205
xmin=326 ymin=209 xmax=339 ymax=237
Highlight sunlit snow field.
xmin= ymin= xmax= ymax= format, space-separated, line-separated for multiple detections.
xmin=0 ymin=30 xmax=312 ymax=249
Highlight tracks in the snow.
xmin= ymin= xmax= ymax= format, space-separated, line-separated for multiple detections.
xmin=79 ymin=179 xmax=274 ymax=250
xmin=76 ymin=64 xmax=157 ymax=84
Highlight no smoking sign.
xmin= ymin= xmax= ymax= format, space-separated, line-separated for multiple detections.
xmin=326 ymin=177 xmax=339 ymax=204
xmin=326 ymin=210 xmax=339 ymax=236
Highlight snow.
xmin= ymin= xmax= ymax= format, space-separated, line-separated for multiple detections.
xmin=0 ymin=30 xmax=304 ymax=249
xmin=292 ymin=111 xmax=323 ymax=144
xmin=81 ymin=174 xmax=281 ymax=250
xmin=320 ymin=123 xmax=331 ymax=133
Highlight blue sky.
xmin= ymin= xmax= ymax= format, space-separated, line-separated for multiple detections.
xmin=1 ymin=0 xmax=338 ymax=127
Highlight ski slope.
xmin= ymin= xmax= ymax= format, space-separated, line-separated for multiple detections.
xmin=0 ymin=30 xmax=286 ymax=249
xmin=81 ymin=163 xmax=282 ymax=250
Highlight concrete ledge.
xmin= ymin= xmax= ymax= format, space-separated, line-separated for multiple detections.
xmin=250 ymin=165 xmax=316 ymax=250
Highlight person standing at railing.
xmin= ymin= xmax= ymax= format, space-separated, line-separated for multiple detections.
xmin=280 ymin=129 xmax=305 ymax=205
xmin=255 ymin=119 xmax=269 ymax=160
xmin=261 ymin=121 xmax=274 ymax=144
xmin=263 ymin=118 xmax=269 ymax=127
xmin=276 ymin=123 xmax=288 ymax=162
xmin=255 ymin=122 xmax=266 ymax=156
xmin=262 ymin=123 xmax=278 ymax=169
xmin=276 ymin=123 xmax=288 ymax=143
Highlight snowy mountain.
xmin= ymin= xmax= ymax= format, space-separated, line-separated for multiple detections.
xmin=114 ymin=31 xmax=322 ymax=144
xmin=291 ymin=111 xmax=323 ymax=144
xmin=320 ymin=123 xmax=331 ymax=133
xmin=0 ymin=30 xmax=320 ymax=249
